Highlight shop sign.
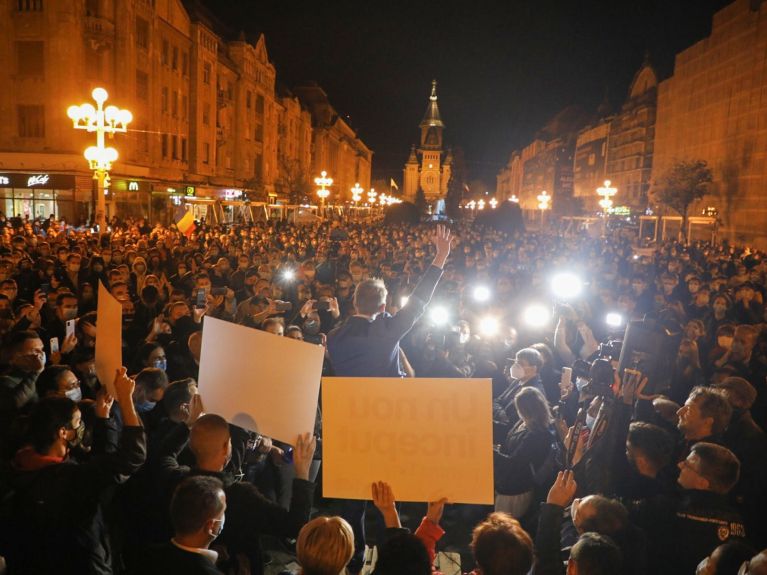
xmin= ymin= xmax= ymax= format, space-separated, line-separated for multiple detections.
xmin=128 ymin=181 xmax=140 ymax=191
xmin=185 ymin=186 xmax=196 ymax=197
xmin=223 ymin=189 xmax=242 ymax=199
xmin=0 ymin=173 xmax=76 ymax=189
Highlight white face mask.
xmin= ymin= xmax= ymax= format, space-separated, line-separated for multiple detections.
xmin=510 ymin=362 xmax=526 ymax=380
xmin=65 ymin=387 xmax=82 ymax=402
xmin=210 ymin=515 xmax=225 ymax=540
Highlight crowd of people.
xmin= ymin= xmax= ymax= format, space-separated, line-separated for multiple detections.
xmin=0 ymin=212 xmax=766 ymax=574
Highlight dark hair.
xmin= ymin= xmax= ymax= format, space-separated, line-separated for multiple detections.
xmin=4 ymin=329 xmax=42 ymax=354
xmin=373 ymin=533 xmax=431 ymax=575
xmin=515 ymin=348 xmax=543 ymax=371
xmin=135 ymin=367 xmax=169 ymax=393
xmin=141 ymin=285 xmax=159 ymax=304
xmin=578 ymin=496 xmax=628 ymax=535
xmin=691 ymin=442 xmax=740 ymax=494
xmin=570 ymin=532 xmax=623 ymax=575
xmin=708 ymin=540 xmax=756 ymax=575
xmin=627 ymin=422 xmax=673 ymax=471
xmin=136 ymin=342 xmax=164 ymax=367
xmin=471 ymin=512 xmax=533 ymax=575
xmin=27 ymin=396 xmax=78 ymax=453
xmin=170 ymin=476 xmax=225 ymax=536
xmin=163 ymin=378 xmax=197 ymax=420
xmin=55 ymin=292 xmax=77 ymax=307
xmin=514 ymin=387 xmax=552 ymax=432
xmin=36 ymin=365 xmax=72 ymax=397
xmin=688 ymin=387 xmax=732 ymax=436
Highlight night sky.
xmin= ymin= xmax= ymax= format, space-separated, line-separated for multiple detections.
xmin=203 ymin=0 xmax=732 ymax=185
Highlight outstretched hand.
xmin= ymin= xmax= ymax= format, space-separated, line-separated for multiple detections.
xmin=431 ymin=224 xmax=452 ymax=268
xmin=372 ymin=481 xmax=401 ymax=528
xmin=547 ymin=470 xmax=578 ymax=507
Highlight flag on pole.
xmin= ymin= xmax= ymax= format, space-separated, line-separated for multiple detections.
xmin=390 ymin=178 xmax=399 ymax=191
xmin=176 ymin=209 xmax=196 ymax=237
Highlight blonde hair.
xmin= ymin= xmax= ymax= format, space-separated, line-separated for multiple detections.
xmin=297 ymin=516 xmax=355 ymax=575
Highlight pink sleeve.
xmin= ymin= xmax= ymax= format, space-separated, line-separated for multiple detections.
xmin=414 ymin=516 xmax=446 ymax=565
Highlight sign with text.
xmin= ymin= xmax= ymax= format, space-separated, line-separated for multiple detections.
xmin=0 ymin=173 xmax=76 ymax=189
xmin=94 ymin=282 xmax=122 ymax=396
xmin=322 ymin=377 xmax=494 ymax=504
xmin=197 ymin=316 xmax=324 ymax=445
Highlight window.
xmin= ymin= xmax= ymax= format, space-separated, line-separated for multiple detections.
xmin=135 ymin=17 xmax=149 ymax=50
xmin=172 ymin=90 xmax=178 ymax=117
xmin=254 ymin=153 xmax=263 ymax=179
xmin=255 ymin=94 xmax=264 ymax=114
xmin=172 ymin=46 xmax=178 ymax=70
xmin=161 ymin=134 xmax=168 ymax=158
xmin=182 ymin=51 xmax=188 ymax=76
xmin=181 ymin=137 xmax=187 ymax=162
xmin=254 ymin=124 xmax=263 ymax=142
xmin=136 ymin=70 xmax=148 ymax=100
xmin=203 ymin=142 xmax=210 ymax=164
xmin=161 ymin=39 xmax=169 ymax=65
xmin=17 ymin=0 xmax=43 ymax=11
xmin=161 ymin=87 xmax=168 ymax=113
xmin=181 ymin=95 xmax=188 ymax=120
xmin=172 ymin=135 xmax=178 ymax=160
xmin=202 ymin=103 xmax=210 ymax=125
xmin=203 ymin=62 xmax=211 ymax=84
xmin=16 ymin=41 xmax=44 ymax=77
xmin=246 ymin=90 xmax=252 ymax=109
xmin=17 ymin=105 xmax=44 ymax=137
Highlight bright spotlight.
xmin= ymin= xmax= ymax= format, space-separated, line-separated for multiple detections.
xmin=400 ymin=296 xmax=409 ymax=308
xmin=551 ymin=272 xmax=583 ymax=300
xmin=523 ymin=304 xmax=551 ymax=328
xmin=430 ymin=306 xmax=449 ymax=326
xmin=282 ymin=269 xmax=295 ymax=281
xmin=478 ymin=316 xmax=499 ymax=337
xmin=605 ymin=312 xmax=624 ymax=328
xmin=473 ymin=286 xmax=491 ymax=303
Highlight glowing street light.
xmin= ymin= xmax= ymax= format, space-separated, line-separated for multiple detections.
xmin=314 ymin=170 xmax=333 ymax=214
xmin=67 ymin=87 xmax=132 ymax=232
xmin=509 ymin=195 xmax=519 ymax=203
xmin=597 ymin=179 xmax=617 ymax=215
xmin=351 ymin=182 xmax=363 ymax=203
xmin=367 ymin=188 xmax=377 ymax=205
xmin=477 ymin=199 xmax=486 ymax=210
xmin=489 ymin=198 xmax=498 ymax=209
xmin=537 ymin=190 xmax=551 ymax=229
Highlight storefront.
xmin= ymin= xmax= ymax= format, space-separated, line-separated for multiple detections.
xmin=0 ymin=172 xmax=80 ymax=222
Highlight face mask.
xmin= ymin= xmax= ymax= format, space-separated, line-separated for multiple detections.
xmin=67 ymin=421 xmax=85 ymax=448
xmin=303 ymin=320 xmax=320 ymax=335
xmin=135 ymin=400 xmax=156 ymax=413
xmin=716 ymin=335 xmax=732 ymax=349
xmin=153 ymin=358 xmax=167 ymax=371
xmin=510 ymin=362 xmax=526 ymax=380
xmin=585 ymin=413 xmax=597 ymax=430
xmin=65 ymin=388 xmax=82 ymax=402
xmin=209 ymin=514 xmax=225 ymax=540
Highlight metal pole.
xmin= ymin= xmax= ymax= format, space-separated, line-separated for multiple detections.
xmin=96 ymin=169 xmax=106 ymax=233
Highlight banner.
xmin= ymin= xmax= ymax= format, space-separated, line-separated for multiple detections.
xmin=197 ymin=317 xmax=324 ymax=445
xmin=322 ymin=377 xmax=494 ymax=504
xmin=94 ymin=282 xmax=122 ymax=396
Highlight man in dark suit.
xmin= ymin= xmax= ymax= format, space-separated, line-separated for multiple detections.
xmin=139 ymin=476 xmax=226 ymax=575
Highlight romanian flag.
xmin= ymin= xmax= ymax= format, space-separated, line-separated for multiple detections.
xmin=176 ymin=209 xmax=196 ymax=237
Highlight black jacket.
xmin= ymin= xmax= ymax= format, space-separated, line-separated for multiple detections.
xmin=5 ymin=422 xmax=146 ymax=575
xmin=494 ymin=421 xmax=553 ymax=495
xmin=628 ymin=489 xmax=746 ymax=575
xmin=135 ymin=542 xmax=223 ymax=575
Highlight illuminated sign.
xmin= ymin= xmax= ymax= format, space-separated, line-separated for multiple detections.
xmin=609 ymin=206 xmax=631 ymax=216
xmin=185 ymin=186 xmax=195 ymax=197
xmin=223 ymin=189 xmax=242 ymax=199
xmin=27 ymin=174 xmax=50 ymax=187
xmin=128 ymin=181 xmax=139 ymax=191
xmin=166 ymin=187 xmax=177 ymax=193
xmin=0 ymin=177 xmax=8 ymax=185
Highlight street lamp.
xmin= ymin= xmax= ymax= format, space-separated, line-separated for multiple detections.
xmin=314 ymin=170 xmax=333 ymax=215
xmin=367 ymin=188 xmax=377 ymax=206
xmin=509 ymin=195 xmax=519 ymax=203
xmin=597 ymin=179 xmax=617 ymax=214
xmin=537 ymin=190 xmax=551 ymax=229
xmin=489 ymin=198 xmax=498 ymax=209
xmin=67 ymin=87 xmax=132 ymax=233
xmin=351 ymin=182 xmax=363 ymax=203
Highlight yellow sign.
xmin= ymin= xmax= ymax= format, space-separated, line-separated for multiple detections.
xmin=322 ymin=377 xmax=494 ymax=504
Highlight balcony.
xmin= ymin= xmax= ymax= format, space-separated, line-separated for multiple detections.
xmin=84 ymin=16 xmax=115 ymax=49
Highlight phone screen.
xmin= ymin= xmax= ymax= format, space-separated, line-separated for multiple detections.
xmin=195 ymin=289 xmax=206 ymax=308
xmin=50 ymin=337 xmax=59 ymax=353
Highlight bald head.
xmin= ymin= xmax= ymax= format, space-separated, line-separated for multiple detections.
xmin=190 ymin=414 xmax=231 ymax=471
xmin=747 ymin=550 xmax=767 ymax=575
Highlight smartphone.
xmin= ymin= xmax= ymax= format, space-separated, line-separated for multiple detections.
xmin=65 ymin=320 xmax=76 ymax=339
xmin=275 ymin=301 xmax=293 ymax=312
xmin=40 ymin=283 xmax=50 ymax=294
xmin=313 ymin=300 xmax=331 ymax=312
xmin=282 ymin=446 xmax=294 ymax=464
xmin=211 ymin=287 xmax=228 ymax=297
xmin=561 ymin=367 xmax=573 ymax=393
xmin=50 ymin=337 xmax=59 ymax=353
xmin=195 ymin=288 xmax=206 ymax=309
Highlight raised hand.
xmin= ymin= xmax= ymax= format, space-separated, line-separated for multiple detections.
xmin=371 ymin=481 xmax=401 ymax=528
xmin=546 ymin=470 xmax=578 ymax=507
xmin=426 ymin=497 xmax=448 ymax=526
xmin=293 ymin=432 xmax=317 ymax=480
xmin=431 ymin=224 xmax=452 ymax=268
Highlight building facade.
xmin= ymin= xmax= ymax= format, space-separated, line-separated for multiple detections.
xmin=403 ymin=80 xmax=451 ymax=202
xmin=293 ymin=83 xmax=372 ymax=204
xmin=573 ymin=120 xmax=611 ymax=211
xmin=606 ymin=59 xmax=657 ymax=210
xmin=652 ymin=0 xmax=767 ymax=245
xmin=0 ymin=0 xmax=368 ymax=224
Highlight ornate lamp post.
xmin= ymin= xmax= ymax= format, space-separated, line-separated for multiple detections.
xmin=67 ymin=87 xmax=132 ymax=233
xmin=314 ymin=170 xmax=333 ymax=216
xmin=597 ymin=179 xmax=618 ymax=234
xmin=351 ymin=182 xmax=363 ymax=203
xmin=367 ymin=188 xmax=377 ymax=206
xmin=537 ymin=190 xmax=551 ymax=229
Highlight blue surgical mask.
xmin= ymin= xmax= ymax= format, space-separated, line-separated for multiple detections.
xmin=585 ymin=413 xmax=597 ymax=430
xmin=65 ymin=387 xmax=82 ymax=403
xmin=153 ymin=358 xmax=167 ymax=371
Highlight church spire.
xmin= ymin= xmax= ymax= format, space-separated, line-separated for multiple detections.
xmin=420 ymin=79 xmax=445 ymax=129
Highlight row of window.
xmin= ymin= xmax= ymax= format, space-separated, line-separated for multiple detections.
xmin=160 ymin=134 xmax=188 ymax=163
xmin=17 ymin=0 xmax=42 ymax=11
